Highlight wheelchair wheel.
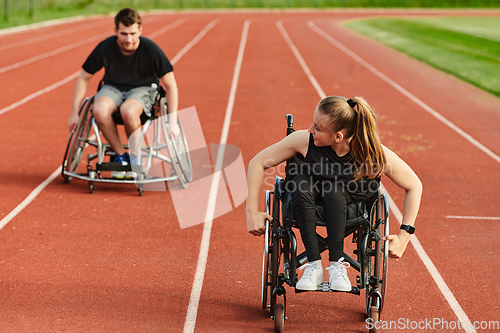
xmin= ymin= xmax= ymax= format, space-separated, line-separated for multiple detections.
xmin=273 ymin=303 xmax=285 ymax=333
xmin=369 ymin=305 xmax=379 ymax=333
xmin=364 ymin=194 xmax=389 ymax=319
xmin=261 ymin=217 xmax=271 ymax=311
xmin=88 ymin=181 xmax=95 ymax=194
xmin=62 ymin=97 xmax=93 ymax=183
xmin=269 ymin=219 xmax=281 ymax=317
xmin=160 ymin=98 xmax=192 ymax=189
xmin=379 ymin=194 xmax=389 ymax=313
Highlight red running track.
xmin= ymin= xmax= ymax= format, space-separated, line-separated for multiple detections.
xmin=0 ymin=9 xmax=499 ymax=332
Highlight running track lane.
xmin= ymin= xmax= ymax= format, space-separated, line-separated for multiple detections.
xmin=0 ymin=12 xmax=239 ymax=332
xmin=1 ymin=10 xmax=500 ymax=332
xmin=192 ymin=11 xmax=500 ymax=332
xmin=305 ymin=14 xmax=500 ymax=330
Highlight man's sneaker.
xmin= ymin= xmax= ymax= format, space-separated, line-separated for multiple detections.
xmin=326 ymin=257 xmax=351 ymax=292
xmin=114 ymin=152 xmax=130 ymax=165
xmin=112 ymin=153 xmax=131 ymax=179
xmin=296 ymin=261 xmax=323 ymax=291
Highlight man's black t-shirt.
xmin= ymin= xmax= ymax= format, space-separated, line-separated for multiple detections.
xmin=82 ymin=36 xmax=173 ymax=91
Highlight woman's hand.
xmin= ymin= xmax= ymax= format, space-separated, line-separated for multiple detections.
xmin=383 ymin=232 xmax=411 ymax=258
xmin=246 ymin=210 xmax=272 ymax=237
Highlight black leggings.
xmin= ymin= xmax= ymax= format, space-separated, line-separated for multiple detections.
xmin=290 ymin=174 xmax=352 ymax=262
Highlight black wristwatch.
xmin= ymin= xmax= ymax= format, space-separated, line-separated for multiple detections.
xmin=400 ymin=224 xmax=415 ymax=234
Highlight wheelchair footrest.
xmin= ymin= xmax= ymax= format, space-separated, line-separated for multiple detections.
xmin=96 ymin=162 xmax=132 ymax=172
xmin=295 ymin=283 xmax=360 ymax=295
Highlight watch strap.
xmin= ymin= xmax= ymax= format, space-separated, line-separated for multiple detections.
xmin=400 ymin=224 xmax=415 ymax=234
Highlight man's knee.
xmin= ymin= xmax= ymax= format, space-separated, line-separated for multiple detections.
xmin=120 ymin=99 xmax=143 ymax=124
xmin=93 ymin=97 xmax=117 ymax=123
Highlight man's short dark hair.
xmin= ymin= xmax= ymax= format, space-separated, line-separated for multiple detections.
xmin=115 ymin=8 xmax=142 ymax=29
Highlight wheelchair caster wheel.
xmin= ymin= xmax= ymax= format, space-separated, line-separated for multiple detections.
xmin=273 ymin=303 xmax=285 ymax=333
xmin=88 ymin=182 xmax=95 ymax=194
xmin=368 ymin=305 xmax=379 ymax=333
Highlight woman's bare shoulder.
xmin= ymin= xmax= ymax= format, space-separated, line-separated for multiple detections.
xmin=284 ymin=130 xmax=310 ymax=157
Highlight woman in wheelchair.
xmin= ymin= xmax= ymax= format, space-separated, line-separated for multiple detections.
xmin=246 ymin=95 xmax=422 ymax=291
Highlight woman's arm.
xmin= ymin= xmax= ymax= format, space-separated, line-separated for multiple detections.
xmin=382 ymin=146 xmax=423 ymax=258
xmin=246 ymin=130 xmax=309 ymax=236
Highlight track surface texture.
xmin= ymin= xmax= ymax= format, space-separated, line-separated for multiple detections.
xmin=1 ymin=9 xmax=499 ymax=333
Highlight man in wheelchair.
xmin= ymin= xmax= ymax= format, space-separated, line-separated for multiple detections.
xmin=246 ymin=96 xmax=422 ymax=292
xmin=67 ymin=8 xmax=179 ymax=178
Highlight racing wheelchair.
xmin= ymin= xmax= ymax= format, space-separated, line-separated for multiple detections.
xmin=261 ymin=115 xmax=389 ymax=332
xmin=62 ymin=84 xmax=192 ymax=195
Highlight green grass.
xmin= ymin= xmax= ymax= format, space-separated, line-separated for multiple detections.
xmin=344 ymin=17 xmax=500 ymax=98
xmin=1 ymin=0 xmax=499 ymax=30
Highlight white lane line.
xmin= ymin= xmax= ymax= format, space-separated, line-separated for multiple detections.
xmin=170 ymin=18 xmax=219 ymax=65
xmin=0 ymin=15 xmax=87 ymax=36
xmin=0 ymin=31 xmax=110 ymax=74
xmin=0 ymin=18 xmax=216 ymax=228
xmin=0 ymin=17 xmax=186 ymax=75
xmin=380 ymin=185 xmax=476 ymax=333
xmin=446 ymin=215 xmax=500 ymax=220
xmin=0 ymin=18 xmax=187 ymax=117
xmin=0 ymin=15 xmax=179 ymax=53
xmin=277 ymin=19 xmax=477 ymax=333
xmin=145 ymin=18 xmax=186 ymax=39
xmin=0 ymin=168 xmax=61 ymax=229
xmin=276 ymin=20 xmax=326 ymax=99
xmin=308 ymin=19 xmax=500 ymax=166
xmin=0 ymin=71 xmax=80 ymax=116
xmin=0 ymin=20 xmax=110 ymax=52
xmin=182 ymin=18 xmax=249 ymax=333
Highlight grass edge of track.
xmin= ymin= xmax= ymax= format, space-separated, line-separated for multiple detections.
xmin=344 ymin=16 xmax=500 ymax=99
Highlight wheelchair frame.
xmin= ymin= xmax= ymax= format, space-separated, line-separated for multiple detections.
xmin=62 ymin=87 xmax=192 ymax=195
xmin=261 ymin=115 xmax=390 ymax=333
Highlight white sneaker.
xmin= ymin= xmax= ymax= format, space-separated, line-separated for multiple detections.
xmin=111 ymin=171 xmax=137 ymax=179
xmin=111 ymin=171 xmax=127 ymax=179
xmin=296 ymin=261 xmax=323 ymax=291
xmin=327 ymin=257 xmax=351 ymax=292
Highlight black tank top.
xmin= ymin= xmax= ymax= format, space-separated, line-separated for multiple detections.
xmin=300 ymin=134 xmax=380 ymax=200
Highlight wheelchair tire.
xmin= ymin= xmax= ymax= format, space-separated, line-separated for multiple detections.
xmin=160 ymin=98 xmax=192 ymax=189
xmin=273 ymin=303 xmax=285 ymax=333
xmin=269 ymin=219 xmax=281 ymax=317
xmin=379 ymin=194 xmax=390 ymax=314
xmin=365 ymin=194 xmax=389 ymax=317
xmin=368 ymin=305 xmax=379 ymax=333
xmin=261 ymin=218 xmax=271 ymax=311
xmin=62 ymin=97 xmax=93 ymax=183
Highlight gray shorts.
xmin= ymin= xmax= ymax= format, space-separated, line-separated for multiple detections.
xmin=95 ymin=84 xmax=158 ymax=117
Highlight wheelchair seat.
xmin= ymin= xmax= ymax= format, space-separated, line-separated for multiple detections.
xmin=100 ymin=81 xmax=166 ymax=126
xmin=112 ymin=110 xmax=153 ymax=126
xmin=277 ymin=139 xmax=371 ymax=230
xmin=279 ymin=179 xmax=371 ymax=231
